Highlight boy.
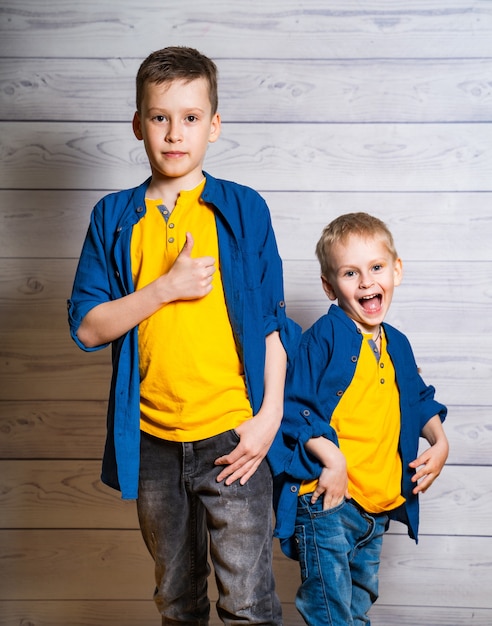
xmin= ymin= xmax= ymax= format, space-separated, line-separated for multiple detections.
xmin=68 ymin=46 xmax=292 ymax=624
xmin=268 ymin=212 xmax=449 ymax=626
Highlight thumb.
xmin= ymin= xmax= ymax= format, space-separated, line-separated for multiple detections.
xmin=180 ymin=232 xmax=194 ymax=257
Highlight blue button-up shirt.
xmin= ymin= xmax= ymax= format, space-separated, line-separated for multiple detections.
xmin=268 ymin=304 xmax=447 ymax=557
xmin=68 ymin=172 xmax=298 ymax=499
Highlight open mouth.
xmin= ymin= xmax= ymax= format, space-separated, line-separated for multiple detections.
xmin=359 ymin=294 xmax=382 ymax=313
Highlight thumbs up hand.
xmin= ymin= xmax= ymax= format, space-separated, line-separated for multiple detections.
xmin=163 ymin=232 xmax=216 ymax=302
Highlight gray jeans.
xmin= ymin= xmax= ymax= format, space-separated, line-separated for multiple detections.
xmin=137 ymin=429 xmax=282 ymax=625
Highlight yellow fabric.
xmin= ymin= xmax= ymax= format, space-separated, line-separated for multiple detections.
xmin=130 ymin=179 xmax=252 ymax=441
xmin=300 ymin=331 xmax=405 ymax=514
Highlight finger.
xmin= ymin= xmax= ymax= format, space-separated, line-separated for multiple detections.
xmin=179 ymin=232 xmax=194 ymax=257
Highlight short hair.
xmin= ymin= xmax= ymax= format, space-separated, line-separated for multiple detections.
xmin=135 ymin=46 xmax=218 ymax=114
xmin=315 ymin=212 xmax=398 ymax=277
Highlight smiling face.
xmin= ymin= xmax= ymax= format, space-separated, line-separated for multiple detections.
xmin=132 ymin=77 xmax=221 ymax=190
xmin=321 ymin=233 xmax=403 ymax=335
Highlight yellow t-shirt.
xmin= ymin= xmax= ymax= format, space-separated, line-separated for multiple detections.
xmin=130 ymin=179 xmax=253 ymax=441
xmin=301 ymin=330 xmax=406 ymax=514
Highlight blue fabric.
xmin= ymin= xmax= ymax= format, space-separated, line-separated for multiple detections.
xmin=295 ymin=497 xmax=388 ymax=626
xmin=68 ymin=172 xmax=299 ymax=499
xmin=268 ymin=304 xmax=447 ymax=557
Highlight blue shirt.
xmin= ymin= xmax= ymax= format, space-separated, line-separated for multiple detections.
xmin=268 ymin=304 xmax=447 ymax=558
xmin=68 ymin=172 xmax=299 ymax=499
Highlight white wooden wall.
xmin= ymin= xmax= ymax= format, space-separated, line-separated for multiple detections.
xmin=1 ymin=1 xmax=491 ymax=624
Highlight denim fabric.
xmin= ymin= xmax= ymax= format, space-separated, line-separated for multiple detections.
xmin=137 ymin=430 xmax=282 ymax=625
xmin=294 ymin=496 xmax=388 ymax=626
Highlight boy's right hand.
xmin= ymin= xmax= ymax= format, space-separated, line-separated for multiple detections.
xmin=305 ymin=437 xmax=350 ymax=510
xmin=161 ymin=232 xmax=216 ymax=303
xmin=312 ymin=461 xmax=350 ymax=511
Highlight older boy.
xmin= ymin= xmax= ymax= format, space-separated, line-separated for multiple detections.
xmin=68 ymin=46 xmax=291 ymax=624
xmin=268 ymin=212 xmax=449 ymax=626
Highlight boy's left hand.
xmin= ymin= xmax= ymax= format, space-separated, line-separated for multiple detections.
xmin=214 ymin=410 xmax=280 ymax=486
xmin=409 ymin=437 xmax=449 ymax=495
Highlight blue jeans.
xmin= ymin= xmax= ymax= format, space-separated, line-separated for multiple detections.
xmin=294 ymin=496 xmax=388 ymax=626
xmin=137 ymin=430 xmax=282 ymax=625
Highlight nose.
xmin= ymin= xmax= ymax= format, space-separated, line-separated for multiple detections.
xmin=359 ymin=274 xmax=374 ymax=289
xmin=165 ymin=120 xmax=181 ymax=143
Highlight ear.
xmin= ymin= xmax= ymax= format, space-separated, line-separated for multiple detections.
xmin=132 ymin=111 xmax=143 ymax=141
xmin=393 ymin=257 xmax=403 ymax=286
xmin=208 ymin=112 xmax=221 ymax=144
xmin=321 ymin=275 xmax=337 ymax=301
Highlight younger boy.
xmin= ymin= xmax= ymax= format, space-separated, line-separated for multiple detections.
xmin=268 ymin=212 xmax=449 ymax=626
xmin=68 ymin=46 xmax=291 ymax=624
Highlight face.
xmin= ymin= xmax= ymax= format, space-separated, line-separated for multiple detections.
xmin=132 ymin=77 xmax=221 ymax=188
xmin=321 ymin=233 xmax=403 ymax=335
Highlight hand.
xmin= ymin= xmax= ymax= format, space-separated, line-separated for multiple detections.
xmin=214 ymin=409 xmax=280 ymax=486
xmin=160 ymin=232 xmax=216 ymax=302
xmin=310 ymin=450 xmax=350 ymax=511
xmin=409 ymin=437 xmax=449 ymax=495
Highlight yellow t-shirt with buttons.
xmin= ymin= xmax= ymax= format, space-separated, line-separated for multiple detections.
xmin=130 ymin=179 xmax=253 ymax=441
xmin=300 ymin=330 xmax=406 ymax=514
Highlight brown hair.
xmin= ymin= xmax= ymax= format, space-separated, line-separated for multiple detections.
xmin=315 ymin=212 xmax=398 ymax=277
xmin=135 ymin=46 xmax=218 ymax=114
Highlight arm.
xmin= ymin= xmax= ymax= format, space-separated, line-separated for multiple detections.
xmin=409 ymin=414 xmax=449 ymax=495
xmin=305 ymin=437 xmax=350 ymax=510
xmin=77 ymin=232 xmax=215 ymax=348
xmin=215 ymin=330 xmax=287 ymax=485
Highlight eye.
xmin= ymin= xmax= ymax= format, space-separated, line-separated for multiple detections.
xmin=185 ymin=115 xmax=198 ymax=122
xmin=344 ymin=270 xmax=356 ymax=278
xmin=152 ymin=115 xmax=167 ymax=123
xmin=373 ymin=264 xmax=383 ymax=272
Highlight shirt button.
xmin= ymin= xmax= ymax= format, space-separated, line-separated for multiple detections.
xmin=169 ymin=223 xmax=175 ymax=229
xmin=168 ymin=237 xmax=174 ymax=243
xmin=380 ymin=379 xmax=385 ymax=384
xmin=336 ymin=390 xmax=343 ymax=397
xmin=290 ymin=485 xmax=298 ymax=493
xmin=380 ymin=362 xmax=385 ymax=368
xmin=302 ymin=409 xmax=310 ymax=417
xmin=279 ymin=300 xmax=285 ymax=308
xmin=351 ymin=355 xmax=357 ymax=362
xmin=136 ymin=206 xmax=144 ymax=213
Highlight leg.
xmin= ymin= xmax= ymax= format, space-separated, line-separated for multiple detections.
xmin=191 ymin=430 xmax=282 ymax=625
xmin=137 ymin=432 xmax=210 ymax=625
xmin=294 ymin=497 xmax=354 ymax=626
xmin=347 ymin=504 xmax=387 ymax=626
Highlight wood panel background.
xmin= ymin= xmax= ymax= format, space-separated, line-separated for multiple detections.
xmin=1 ymin=1 xmax=491 ymax=624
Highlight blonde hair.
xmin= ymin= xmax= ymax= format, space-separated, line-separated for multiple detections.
xmin=315 ymin=212 xmax=398 ymax=277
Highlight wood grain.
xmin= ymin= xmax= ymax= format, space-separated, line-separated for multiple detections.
xmin=0 ymin=462 xmax=488 ymax=536
xmin=1 ymin=1 xmax=491 ymax=59
xmin=2 ymin=122 xmax=492 ymax=192
xmin=1 ymin=0 xmax=491 ymax=621
xmin=3 ymin=58 xmax=492 ymax=123
xmin=2 ymin=189 xmax=491 ymax=261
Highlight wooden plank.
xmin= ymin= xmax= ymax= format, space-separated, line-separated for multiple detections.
xmin=0 ymin=329 xmax=111 ymax=401
xmin=0 ymin=601 xmax=305 ymax=626
xmin=1 ymin=601 xmax=490 ymax=626
xmin=2 ymin=122 xmax=492 ymax=192
xmin=0 ymin=400 xmax=107 ymax=459
xmin=0 ymin=323 xmax=487 ymax=405
xmin=1 ymin=1 xmax=492 ymax=59
xmin=1 ymin=530 xmax=491 ymax=607
xmin=4 ymin=57 xmax=492 ymax=123
xmin=0 ymin=401 xmax=488 ymax=466
xmin=2 ymin=189 xmax=491 ymax=262
xmin=378 ymin=534 xmax=492 ymax=608
xmin=1 ymin=258 xmax=489 ymax=332
xmin=1 ymin=462 xmax=490 ymax=535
